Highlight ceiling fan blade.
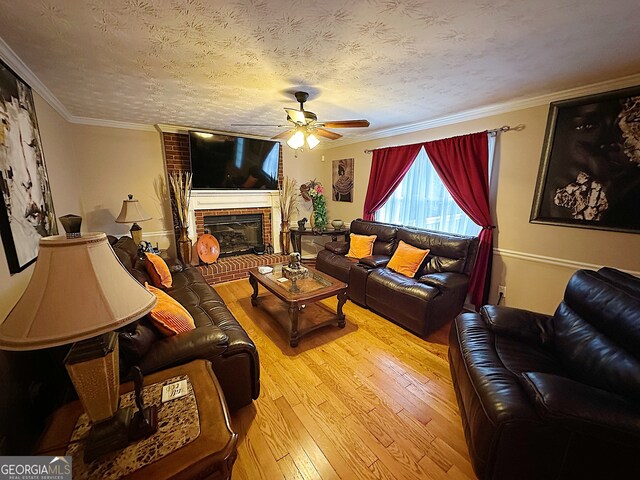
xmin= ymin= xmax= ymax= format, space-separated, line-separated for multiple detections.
xmin=231 ymin=124 xmax=288 ymax=127
xmin=284 ymin=108 xmax=306 ymax=124
xmin=271 ymin=130 xmax=293 ymax=140
xmin=315 ymin=128 xmax=343 ymax=140
xmin=320 ymin=120 xmax=370 ymax=128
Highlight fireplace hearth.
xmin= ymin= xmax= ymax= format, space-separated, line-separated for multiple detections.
xmin=204 ymin=213 xmax=263 ymax=257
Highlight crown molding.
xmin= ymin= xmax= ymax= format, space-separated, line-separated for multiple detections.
xmin=70 ymin=116 xmax=156 ymax=131
xmin=1 ymin=36 xmax=155 ymax=131
xmin=155 ymin=124 xmax=186 ymax=134
xmin=320 ymin=73 xmax=640 ymax=150
xmin=155 ymin=123 xmax=272 ymax=140
xmin=0 ymin=36 xmax=73 ymax=122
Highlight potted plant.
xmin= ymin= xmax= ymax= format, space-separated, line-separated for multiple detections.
xmin=300 ymin=179 xmax=328 ymax=231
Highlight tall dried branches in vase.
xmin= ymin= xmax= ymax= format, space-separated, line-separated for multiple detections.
xmin=279 ymin=176 xmax=298 ymax=254
xmin=169 ymin=171 xmax=193 ymax=264
xmin=169 ymin=171 xmax=192 ymax=228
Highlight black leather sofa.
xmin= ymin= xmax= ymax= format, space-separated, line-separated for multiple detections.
xmin=316 ymin=219 xmax=479 ymax=336
xmin=110 ymin=236 xmax=260 ymax=412
xmin=449 ymin=267 xmax=640 ymax=479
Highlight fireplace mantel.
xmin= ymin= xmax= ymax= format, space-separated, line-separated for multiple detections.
xmin=188 ymin=190 xmax=281 ymax=252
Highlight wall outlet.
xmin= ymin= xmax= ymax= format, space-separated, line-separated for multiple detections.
xmin=498 ymin=285 xmax=507 ymax=297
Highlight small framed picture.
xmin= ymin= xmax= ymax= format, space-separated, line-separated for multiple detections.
xmin=530 ymin=85 xmax=640 ymax=233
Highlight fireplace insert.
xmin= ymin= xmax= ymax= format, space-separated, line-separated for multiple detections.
xmin=204 ymin=213 xmax=263 ymax=257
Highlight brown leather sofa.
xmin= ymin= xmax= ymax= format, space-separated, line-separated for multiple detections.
xmin=109 ymin=236 xmax=260 ymax=412
xmin=449 ymin=267 xmax=640 ymax=480
xmin=316 ymin=219 xmax=479 ymax=336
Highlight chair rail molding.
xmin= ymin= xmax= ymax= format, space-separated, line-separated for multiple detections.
xmin=493 ymin=248 xmax=640 ymax=277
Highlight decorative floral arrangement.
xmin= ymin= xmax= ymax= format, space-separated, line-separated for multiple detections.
xmin=300 ymin=179 xmax=328 ymax=230
xmin=169 ymin=171 xmax=192 ymax=229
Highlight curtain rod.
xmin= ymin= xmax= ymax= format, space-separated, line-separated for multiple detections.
xmin=363 ymin=124 xmax=524 ymax=153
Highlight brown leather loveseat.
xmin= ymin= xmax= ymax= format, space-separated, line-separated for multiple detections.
xmin=449 ymin=267 xmax=640 ymax=479
xmin=316 ymin=219 xmax=479 ymax=336
xmin=109 ymin=235 xmax=260 ymax=411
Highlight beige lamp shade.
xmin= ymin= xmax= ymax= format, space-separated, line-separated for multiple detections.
xmin=115 ymin=194 xmax=151 ymax=224
xmin=0 ymin=232 xmax=156 ymax=350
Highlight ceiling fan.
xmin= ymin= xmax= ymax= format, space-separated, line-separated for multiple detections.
xmin=233 ymin=91 xmax=370 ymax=149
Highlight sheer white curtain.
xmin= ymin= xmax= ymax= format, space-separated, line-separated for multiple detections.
xmin=376 ymin=136 xmax=495 ymax=236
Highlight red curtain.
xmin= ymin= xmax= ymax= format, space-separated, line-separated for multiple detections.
xmin=363 ymin=144 xmax=423 ymax=220
xmin=422 ymin=132 xmax=492 ymax=308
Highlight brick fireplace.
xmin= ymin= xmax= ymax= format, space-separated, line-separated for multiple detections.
xmin=162 ymin=132 xmax=287 ymax=284
xmin=189 ymin=193 xmax=287 ymax=284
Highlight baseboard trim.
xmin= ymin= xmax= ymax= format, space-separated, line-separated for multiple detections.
xmin=493 ymin=248 xmax=640 ymax=277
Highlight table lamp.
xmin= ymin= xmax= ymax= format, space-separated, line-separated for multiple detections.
xmin=0 ymin=216 xmax=157 ymax=462
xmin=116 ymin=194 xmax=151 ymax=245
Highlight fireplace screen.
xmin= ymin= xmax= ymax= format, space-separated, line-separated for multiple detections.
xmin=204 ymin=213 xmax=263 ymax=257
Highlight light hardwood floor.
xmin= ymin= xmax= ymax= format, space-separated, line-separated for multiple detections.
xmin=217 ymin=279 xmax=476 ymax=480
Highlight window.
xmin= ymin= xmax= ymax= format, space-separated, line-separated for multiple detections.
xmin=376 ymin=141 xmax=494 ymax=237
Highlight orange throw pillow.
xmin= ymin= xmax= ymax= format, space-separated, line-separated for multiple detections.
xmin=145 ymin=252 xmax=172 ymax=288
xmin=346 ymin=233 xmax=377 ymax=259
xmin=387 ymin=241 xmax=430 ymax=278
xmin=145 ymin=284 xmax=196 ymax=336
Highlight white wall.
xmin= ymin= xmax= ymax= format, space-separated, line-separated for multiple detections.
xmin=72 ymin=125 xmax=173 ymax=250
xmin=318 ymin=103 xmax=640 ymax=314
xmin=0 ymin=93 xmax=82 ymax=319
xmin=281 ymin=147 xmax=324 ymax=224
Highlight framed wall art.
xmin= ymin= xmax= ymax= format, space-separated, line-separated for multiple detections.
xmin=0 ymin=59 xmax=57 ymax=274
xmin=332 ymin=158 xmax=354 ymax=202
xmin=530 ymin=85 xmax=640 ymax=233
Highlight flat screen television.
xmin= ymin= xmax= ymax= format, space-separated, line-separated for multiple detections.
xmin=189 ymin=131 xmax=280 ymax=190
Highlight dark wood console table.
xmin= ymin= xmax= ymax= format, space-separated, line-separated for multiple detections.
xmin=289 ymin=227 xmax=349 ymax=259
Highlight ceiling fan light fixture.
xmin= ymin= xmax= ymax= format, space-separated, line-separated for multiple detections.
xmin=306 ymin=133 xmax=320 ymax=149
xmin=287 ymin=130 xmax=305 ymax=149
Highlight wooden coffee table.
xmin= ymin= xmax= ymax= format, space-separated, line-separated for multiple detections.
xmin=248 ymin=265 xmax=348 ymax=347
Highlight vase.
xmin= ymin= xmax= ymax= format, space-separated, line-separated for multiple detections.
xmin=331 ymin=219 xmax=344 ymax=230
xmin=280 ymin=221 xmax=291 ymax=254
xmin=178 ymin=227 xmax=192 ymax=265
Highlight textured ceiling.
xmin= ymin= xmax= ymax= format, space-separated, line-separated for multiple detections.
xmin=1 ymin=0 xmax=639 ymax=141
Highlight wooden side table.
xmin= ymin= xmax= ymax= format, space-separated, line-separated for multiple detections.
xmin=289 ymin=227 xmax=349 ymax=259
xmin=37 ymin=360 xmax=237 ymax=480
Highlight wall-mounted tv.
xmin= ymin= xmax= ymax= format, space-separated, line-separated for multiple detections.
xmin=189 ymin=131 xmax=280 ymax=190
